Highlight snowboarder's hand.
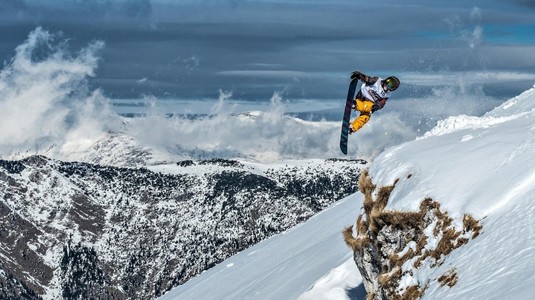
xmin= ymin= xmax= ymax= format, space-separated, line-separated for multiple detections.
xmin=350 ymin=70 xmax=361 ymax=79
xmin=371 ymin=104 xmax=380 ymax=113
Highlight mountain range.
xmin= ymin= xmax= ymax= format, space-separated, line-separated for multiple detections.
xmin=0 ymin=154 xmax=366 ymax=299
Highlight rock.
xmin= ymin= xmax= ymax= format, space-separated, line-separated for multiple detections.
xmin=344 ymin=170 xmax=482 ymax=300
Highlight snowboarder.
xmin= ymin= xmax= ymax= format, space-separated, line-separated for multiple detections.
xmin=348 ymin=71 xmax=400 ymax=134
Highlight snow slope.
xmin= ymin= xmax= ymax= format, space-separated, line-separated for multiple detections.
xmin=368 ymin=84 xmax=535 ymax=299
xmin=159 ymin=193 xmax=365 ymax=300
xmin=162 ymin=84 xmax=535 ymax=300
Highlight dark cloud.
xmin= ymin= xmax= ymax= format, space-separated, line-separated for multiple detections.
xmin=0 ymin=0 xmax=534 ymax=102
xmin=0 ymin=0 xmax=28 ymax=20
xmin=512 ymin=0 xmax=535 ymax=8
xmin=123 ymin=0 xmax=152 ymax=18
xmin=0 ymin=0 xmax=152 ymax=22
xmin=0 ymin=0 xmax=27 ymax=11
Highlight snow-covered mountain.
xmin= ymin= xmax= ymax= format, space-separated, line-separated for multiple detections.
xmin=0 ymin=155 xmax=366 ymax=300
xmin=3 ymin=26 xmax=534 ymax=300
xmin=162 ymin=84 xmax=535 ymax=300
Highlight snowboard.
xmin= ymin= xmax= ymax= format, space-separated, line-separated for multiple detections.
xmin=340 ymin=77 xmax=359 ymax=155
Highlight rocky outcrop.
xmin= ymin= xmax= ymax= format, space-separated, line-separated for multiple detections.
xmin=0 ymin=156 xmax=366 ymax=299
xmin=344 ymin=170 xmax=482 ymax=300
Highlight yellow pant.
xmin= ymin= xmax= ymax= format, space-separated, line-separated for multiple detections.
xmin=350 ymin=99 xmax=373 ymax=133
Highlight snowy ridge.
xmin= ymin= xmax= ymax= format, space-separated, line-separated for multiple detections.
xmin=420 ymin=84 xmax=535 ymax=139
xmin=419 ymin=113 xmax=518 ymax=139
xmin=485 ymin=84 xmax=535 ymax=117
xmin=372 ymin=82 xmax=535 ymax=218
xmin=6 ymin=131 xmax=179 ymax=168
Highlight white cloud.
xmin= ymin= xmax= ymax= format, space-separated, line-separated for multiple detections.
xmin=0 ymin=28 xmax=119 ymax=152
xmin=464 ymin=25 xmax=484 ymax=48
xmin=470 ymin=7 xmax=482 ymax=22
xmin=120 ymin=90 xmax=421 ymax=162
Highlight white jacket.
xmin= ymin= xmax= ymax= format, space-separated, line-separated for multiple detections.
xmin=360 ymin=77 xmax=390 ymax=103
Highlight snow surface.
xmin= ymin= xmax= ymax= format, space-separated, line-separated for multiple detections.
xmin=159 ymin=193 xmax=365 ymax=300
xmin=369 ymin=84 xmax=535 ymax=299
xmin=162 ymin=84 xmax=535 ymax=300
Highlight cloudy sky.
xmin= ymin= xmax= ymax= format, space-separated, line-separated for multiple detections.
xmin=1 ymin=0 xmax=534 ymax=110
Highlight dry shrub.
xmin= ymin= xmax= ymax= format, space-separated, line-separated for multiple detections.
xmin=411 ymin=236 xmax=429 ymax=269
xmin=375 ymin=185 xmax=395 ymax=212
xmin=438 ymin=269 xmax=458 ymax=287
xmin=429 ymin=228 xmax=461 ymax=260
xmin=378 ymin=267 xmax=401 ymax=286
xmin=463 ymin=214 xmax=482 ymax=238
xmin=343 ymin=226 xmax=369 ymax=251
xmin=366 ymin=292 xmax=376 ymax=300
xmin=358 ymin=170 xmax=376 ymax=196
xmin=343 ymin=226 xmax=357 ymax=249
xmin=377 ymin=273 xmax=389 ymax=287
xmin=456 ymin=237 xmax=468 ymax=247
xmin=396 ymin=285 xmax=427 ymax=300
xmin=416 ymin=235 xmax=427 ymax=253
xmin=390 ymin=248 xmax=415 ymax=268
xmin=412 ymin=255 xmax=424 ymax=269
xmin=359 ymin=170 xmax=376 ymax=216
xmin=375 ymin=211 xmax=424 ymax=231
xmin=432 ymin=212 xmax=453 ymax=236
xmin=419 ymin=198 xmax=440 ymax=211
xmin=359 ymin=171 xmax=399 ymax=236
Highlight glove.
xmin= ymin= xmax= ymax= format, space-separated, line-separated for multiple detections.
xmin=371 ymin=104 xmax=380 ymax=113
xmin=350 ymin=70 xmax=361 ymax=79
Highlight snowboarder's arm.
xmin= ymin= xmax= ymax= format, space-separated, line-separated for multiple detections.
xmin=350 ymin=70 xmax=379 ymax=85
xmin=372 ymin=98 xmax=388 ymax=112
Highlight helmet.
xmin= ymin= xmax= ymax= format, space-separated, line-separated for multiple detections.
xmin=384 ymin=76 xmax=400 ymax=91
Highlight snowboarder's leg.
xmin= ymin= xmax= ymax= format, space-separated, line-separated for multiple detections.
xmin=350 ymin=113 xmax=370 ymax=133
xmin=350 ymin=99 xmax=373 ymax=133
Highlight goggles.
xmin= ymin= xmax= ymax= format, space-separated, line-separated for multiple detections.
xmin=384 ymin=77 xmax=399 ymax=91
xmin=384 ymin=76 xmax=399 ymax=91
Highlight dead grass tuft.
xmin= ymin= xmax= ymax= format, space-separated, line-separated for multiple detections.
xmin=372 ymin=211 xmax=424 ymax=233
xmin=390 ymin=248 xmax=415 ymax=268
xmin=429 ymin=228 xmax=461 ymax=260
xmin=366 ymin=292 xmax=376 ymax=300
xmin=375 ymin=185 xmax=395 ymax=212
xmin=343 ymin=226 xmax=357 ymax=249
xmin=358 ymin=170 xmax=376 ymax=196
xmin=419 ymin=198 xmax=440 ymax=211
xmin=416 ymin=235 xmax=427 ymax=253
xmin=378 ymin=267 xmax=401 ymax=287
xmin=343 ymin=226 xmax=369 ymax=251
xmin=463 ymin=214 xmax=483 ymax=238
xmin=377 ymin=273 xmax=389 ymax=287
xmin=396 ymin=285 xmax=427 ymax=300
xmin=456 ymin=237 xmax=468 ymax=247
xmin=438 ymin=269 xmax=458 ymax=287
